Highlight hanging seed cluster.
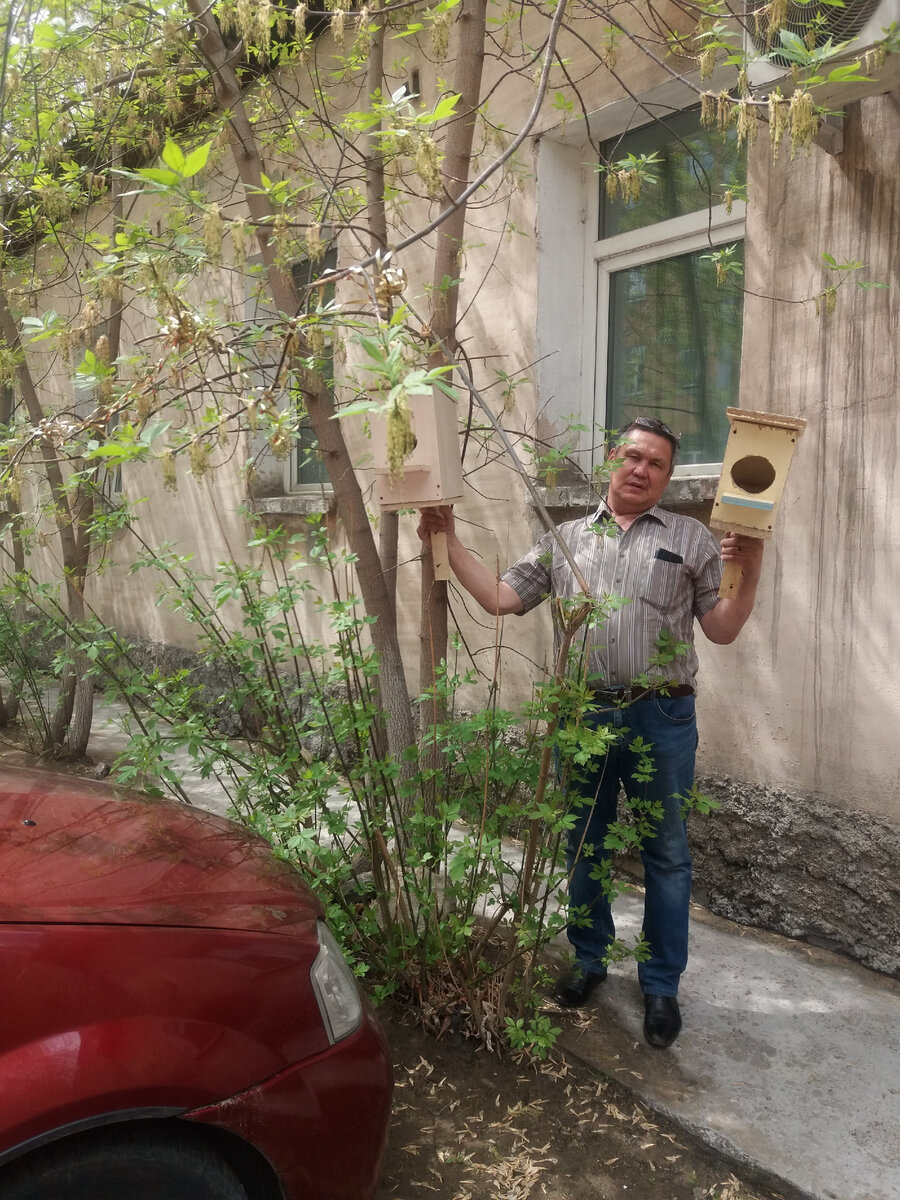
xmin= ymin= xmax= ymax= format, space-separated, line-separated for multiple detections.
xmin=416 ymin=135 xmax=443 ymax=198
xmin=700 ymin=85 xmax=819 ymax=159
xmin=753 ymin=0 xmax=790 ymax=43
xmin=203 ymin=204 xmax=224 ymax=266
xmin=374 ymin=265 xmax=407 ymax=317
xmin=161 ymin=450 xmax=177 ymax=492
xmin=387 ymin=398 xmax=416 ymax=482
xmin=431 ymin=8 xmax=452 ymax=60
xmin=230 ymin=218 xmax=250 ymax=273
xmin=604 ymin=167 xmax=645 ymax=205
xmin=814 ymin=286 xmax=838 ymax=317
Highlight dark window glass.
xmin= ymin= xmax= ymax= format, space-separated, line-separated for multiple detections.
xmin=290 ymin=250 xmax=337 ymax=488
xmin=599 ymin=108 xmax=745 ymax=239
xmin=606 ymin=244 xmax=744 ymax=465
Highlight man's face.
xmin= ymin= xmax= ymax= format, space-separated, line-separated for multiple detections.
xmin=606 ymin=429 xmax=674 ymax=514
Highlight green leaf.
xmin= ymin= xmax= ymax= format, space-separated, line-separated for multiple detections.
xmin=415 ymin=93 xmax=461 ymax=126
xmin=433 ymin=378 xmax=460 ymax=401
xmin=431 ymin=93 xmax=461 ymax=121
xmin=32 ymin=20 xmax=64 ymax=49
xmin=826 ymin=63 xmax=871 ymax=83
xmin=84 ymin=443 xmax=130 ymax=459
xmin=161 ymin=141 xmax=187 ymax=174
xmin=139 ymin=419 xmax=173 ymax=445
xmin=356 ymin=335 xmax=385 ymax=361
xmin=136 ymin=167 xmax=182 ymax=187
xmin=447 ymin=846 xmax=475 ymax=883
xmin=392 ymin=22 xmax=424 ymax=39
xmin=332 ymin=398 xmax=385 ymax=419
xmin=822 ymin=253 xmax=864 ymax=271
xmin=343 ymin=110 xmax=383 ymax=132
xmin=181 ymin=143 xmax=212 ymax=178
xmin=778 ymin=29 xmax=809 ymax=56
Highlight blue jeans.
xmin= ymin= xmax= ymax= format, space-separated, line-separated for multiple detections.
xmin=563 ymin=694 xmax=697 ymax=996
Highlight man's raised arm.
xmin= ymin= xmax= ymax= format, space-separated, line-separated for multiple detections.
xmin=699 ymin=533 xmax=764 ymax=645
xmin=417 ymin=507 xmax=525 ymax=616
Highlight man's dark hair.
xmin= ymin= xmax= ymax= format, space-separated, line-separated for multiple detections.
xmin=615 ymin=416 xmax=679 ymax=471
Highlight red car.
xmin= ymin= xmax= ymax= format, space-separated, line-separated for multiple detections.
xmin=0 ymin=766 xmax=392 ymax=1200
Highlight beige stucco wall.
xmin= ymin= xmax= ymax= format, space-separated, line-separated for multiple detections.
xmin=5 ymin=173 xmax=345 ymax=655
xmin=696 ymin=92 xmax=900 ymax=815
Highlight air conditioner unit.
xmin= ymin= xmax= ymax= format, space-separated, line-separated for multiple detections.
xmin=744 ymin=0 xmax=900 ymax=104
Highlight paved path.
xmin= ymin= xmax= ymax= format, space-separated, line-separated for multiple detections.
xmin=553 ymin=892 xmax=900 ymax=1200
xmin=88 ymin=702 xmax=233 ymax=816
xmin=88 ymin=701 xmax=900 ymax=1200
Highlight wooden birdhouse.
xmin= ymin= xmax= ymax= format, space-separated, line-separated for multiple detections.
xmin=710 ymin=407 xmax=807 ymax=596
xmin=372 ymin=392 xmax=464 ymax=510
xmin=372 ymin=391 xmax=464 ymax=579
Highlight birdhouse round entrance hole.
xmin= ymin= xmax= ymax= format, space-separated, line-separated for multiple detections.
xmin=730 ymin=454 xmax=776 ymax=494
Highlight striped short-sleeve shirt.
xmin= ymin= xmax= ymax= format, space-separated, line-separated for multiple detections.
xmin=500 ymin=500 xmax=723 ymax=689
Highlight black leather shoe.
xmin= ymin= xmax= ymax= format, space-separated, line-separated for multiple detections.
xmin=553 ymin=966 xmax=606 ymax=1008
xmin=643 ymin=993 xmax=682 ymax=1048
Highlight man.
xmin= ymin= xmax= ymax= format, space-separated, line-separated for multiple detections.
xmin=417 ymin=417 xmax=763 ymax=1048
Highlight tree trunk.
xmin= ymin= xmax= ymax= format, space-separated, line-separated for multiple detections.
xmin=420 ymin=0 xmax=489 ymax=747
xmin=366 ymin=15 xmax=402 ymax=618
xmin=186 ymin=0 xmax=417 ymax=764
xmin=0 ymin=285 xmax=91 ymax=754
xmin=50 ymin=163 xmax=128 ymax=757
xmin=0 ymin=383 xmax=23 ymax=725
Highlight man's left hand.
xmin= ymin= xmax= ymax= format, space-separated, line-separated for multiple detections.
xmin=720 ymin=532 xmax=764 ymax=581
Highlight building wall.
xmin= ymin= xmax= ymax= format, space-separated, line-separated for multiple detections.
xmin=688 ymin=92 xmax=900 ymax=973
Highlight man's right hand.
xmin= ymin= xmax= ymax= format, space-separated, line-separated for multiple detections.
xmin=417 ymin=505 xmax=455 ymax=542
xmin=414 ymin=505 xmax=524 ymax=617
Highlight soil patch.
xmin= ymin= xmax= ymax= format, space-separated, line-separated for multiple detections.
xmin=377 ymin=1004 xmax=788 ymax=1200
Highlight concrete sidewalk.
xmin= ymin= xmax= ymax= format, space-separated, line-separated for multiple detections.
xmin=552 ymin=891 xmax=900 ymax=1200
xmin=87 ymin=702 xmax=900 ymax=1200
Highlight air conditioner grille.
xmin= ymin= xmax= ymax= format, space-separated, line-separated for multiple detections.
xmin=748 ymin=0 xmax=884 ymax=67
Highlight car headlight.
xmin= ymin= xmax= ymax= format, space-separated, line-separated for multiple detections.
xmin=310 ymin=921 xmax=364 ymax=1044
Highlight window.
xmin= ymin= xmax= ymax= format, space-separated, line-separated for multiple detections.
xmin=536 ymin=104 xmax=746 ymax=478
xmin=597 ymin=111 xmax=745 ymax=468
xmin=290 ymin=251 xmax=336 ymax=489
xmin=245 ymin=248 xmax=337 ymax=499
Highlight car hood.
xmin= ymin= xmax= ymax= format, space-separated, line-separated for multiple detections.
xmin=0 ymin=766 xmax=322 ymax=933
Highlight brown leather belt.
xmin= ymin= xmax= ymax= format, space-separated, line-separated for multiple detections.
xmin=590 ymin=684 xmax=694 ymax=705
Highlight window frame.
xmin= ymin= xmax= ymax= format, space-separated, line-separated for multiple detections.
xmin=244 ymin=253 xmax=336 ymax=505
xmin=535 ymin=97 xmax=747 ymax=482
xmin=591 ymin=203 xmax=745 ymax=477
xmin=289 ymin=251 xmax=336 ymax=495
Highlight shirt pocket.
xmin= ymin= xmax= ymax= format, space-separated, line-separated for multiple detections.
xmin=639 ymin=558 xmax=685 ymax=611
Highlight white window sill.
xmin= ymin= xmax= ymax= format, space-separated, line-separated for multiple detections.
xmin=249 ymin=492 xmax=335 ymax=517
xmin=534 ymin=473 xmax=719 ymax=512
